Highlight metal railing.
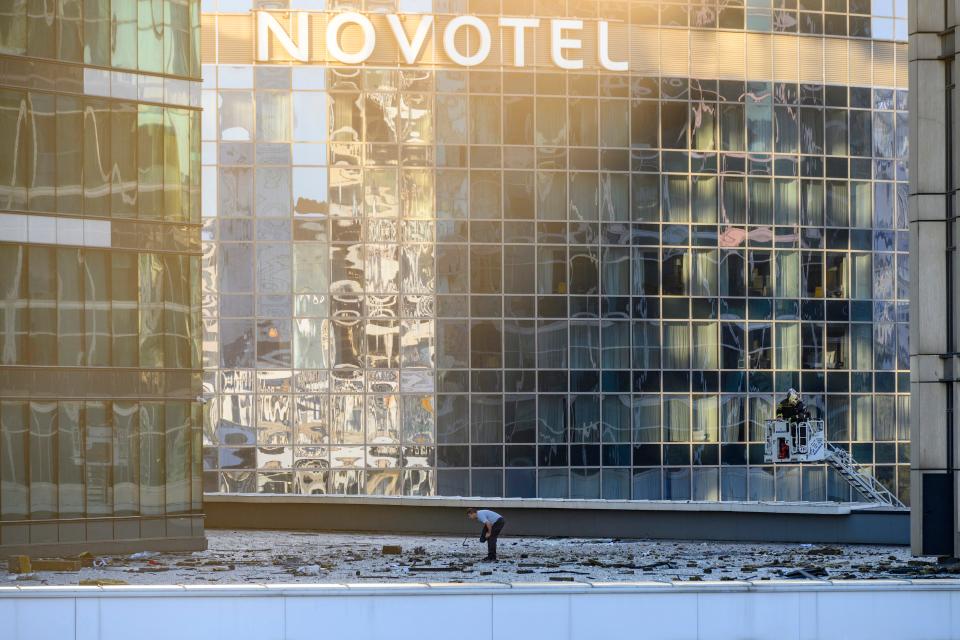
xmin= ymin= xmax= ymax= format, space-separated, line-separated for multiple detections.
xmin=826 ymin=443 xmax=906 ymax=508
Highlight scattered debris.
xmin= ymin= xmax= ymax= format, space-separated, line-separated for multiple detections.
xmin=783 ymin=567 xmax=829 ymax=579
xmin=77 ymin=552 xmax=96 ymax=568
xmin=0 ymin=531 xmax=941 ymax=586
xmin=294 ymin=565 xmax=322 ymax=576
xmin=6 ymin=573 xmax=36 ymax=581
xmin=541 ymin=569 xmax=592 ymax=576
xmin=8 ymin=556 xmax=31 ymax=574
xmin=32 ymin=558 xmax=81 ymax=572
xmin=639 ymin=561 xmax=674 ymax=570
xmin=80 ymin=578 xmax=128 ymax=586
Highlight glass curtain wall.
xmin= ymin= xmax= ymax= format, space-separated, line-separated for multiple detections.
xmin=0 ymin=1 xmax=203 ymax=550
xmin=200 ymin=0 xmax=909 ymax=504
xmin=0 ymin=0 xmax=200 ymax=78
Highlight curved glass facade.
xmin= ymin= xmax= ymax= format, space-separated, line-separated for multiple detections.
xmin=0 ymin=1 xmax=204 ymax=551
xmin=0 ymin=0 xmax=200 ymax=77
xmin=200 ymin=1 xmax=908 ymax=503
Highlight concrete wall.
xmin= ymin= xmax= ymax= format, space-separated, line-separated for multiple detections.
xmin=204 ymin=495 xmax=910 ymax=545
xmin=909 ymin=0 xmax=960 ymax=557
xmin=3 ymin=581 xmax=959 ymax=640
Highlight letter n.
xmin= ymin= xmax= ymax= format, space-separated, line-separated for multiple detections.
xmin=257 ymin=11 xmax=309 ymax=62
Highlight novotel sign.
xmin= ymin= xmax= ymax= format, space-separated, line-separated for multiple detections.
xmin=255 ymin=11 xmax=629 ymax=70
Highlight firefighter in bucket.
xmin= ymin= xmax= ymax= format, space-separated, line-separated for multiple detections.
xmin=776 ymin=388 xmax=810 ymax=423
xmin=775 ymin=389 xmax=811 ymax=461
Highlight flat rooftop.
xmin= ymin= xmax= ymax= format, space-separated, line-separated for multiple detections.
xmin=3 ymin=529 xmax=953 ymax=586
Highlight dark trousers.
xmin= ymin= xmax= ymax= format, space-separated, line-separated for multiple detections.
xmin=485 ymin=517 xmax=505 ymax=558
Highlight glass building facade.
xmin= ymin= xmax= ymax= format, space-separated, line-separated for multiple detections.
xmin=200 ymin=0 xmax=909 ymax=504
xmin=0 ymin=1 xmax=205 ymax=552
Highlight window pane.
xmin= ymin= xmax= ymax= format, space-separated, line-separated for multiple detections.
xmin=1 ymin=401 xmax=29 ymax=519
xmin=165 ymin=0 xmax=191 ymax=75
xmin=538 ymin=395 xmax=568 ymax=444
xmin=58 ymin=402 xmax=84 ymax=518
xmin=30 ymin=401 xmax=58 ymax=518
xmin=571 ymin=395 xmax=600 ymax=443
xmin=721 ymin=103 xmax=744 ymax=151
xmin=112 ymin=0 xmax=137 ymax=68
xmin=111 ymin=103 xmax=138 ymax=217
xmin=692 ymin=322 xmax=718 ymax=369
xmin=601 ymin=321 xmax=630 ymax=369
xmin=138 ymin=0 xmax=163 ymax=73
xmin=165 ymin=108 xmax=191 ymax=222
xmin=662 ymin=101 xmax=689 ymax=149
xmin=28 ymin=246 xmax=57 ymax=365
xmin=28 ymin=92 xmax=56 ymax=212
xmin=139 ymin=105 xmax=164 ymax=219
xmin=536 ymin=97 xmax=567 ymax=146
xmin=140 ymin=402 xmax=165 ymax=515
xmin=537 ymin=320 xmax=567 ymax=368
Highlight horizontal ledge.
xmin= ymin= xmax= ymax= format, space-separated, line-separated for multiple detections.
xmin=3 ymin=579 xmax=959 ymax=599
xmin=201 ymin=493 xmax=906 ymax=515
xmin=0 ymin=514 xmax=204 ymax=526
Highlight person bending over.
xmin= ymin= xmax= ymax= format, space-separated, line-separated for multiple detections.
xmin=467 ymin=508 xmax=506 ymax=561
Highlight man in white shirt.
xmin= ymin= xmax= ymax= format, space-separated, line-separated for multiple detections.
xmin=467 ymin=508 xmax=506 ymax=561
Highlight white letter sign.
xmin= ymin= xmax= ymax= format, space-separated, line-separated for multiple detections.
xmin=257 ymin=11 xmax=309 ymax=62
xmin=598 ymin=21 xmax=628 ymax=71
xmin=443 ymin=16 xmax=491 ymax=67
xmin=387 ymin=14 xmax=433 ymax=65
xmin=326 ymin=12 xmax=376 ymax=64
xmin=550 ymin=19 xmax=583 ymax=70
xmin=498 ymin=17 xmax=539 ymax=67
xmin=252 ymin=11 xmax=629 ymax=71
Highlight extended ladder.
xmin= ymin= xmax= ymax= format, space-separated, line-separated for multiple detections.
xmin=826 ymin=443 xmax=906 ymax=508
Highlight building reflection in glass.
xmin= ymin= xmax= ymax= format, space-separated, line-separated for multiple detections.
xmin=201 ymin=0 xmax=909 ymax=504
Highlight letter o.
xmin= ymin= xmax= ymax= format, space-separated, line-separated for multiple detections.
xmin=326 ymin=12 xmax=376 ymax=64
xmin=443 ymin=16 xmax=491 ymax=67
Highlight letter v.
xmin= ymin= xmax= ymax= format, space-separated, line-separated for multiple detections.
xmin=387 ymin=15 xmax=434 ymax=65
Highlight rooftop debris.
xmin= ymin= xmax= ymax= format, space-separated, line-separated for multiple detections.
xmin=8 ymin=556 xmax=31 ymax=574
xmin=0 ymin=530 xmax=947 ymax=587
xmin=79 ymin=578 xmax=128 ymax=586
xmin=25 ymin=558 xmax=82 ymax=572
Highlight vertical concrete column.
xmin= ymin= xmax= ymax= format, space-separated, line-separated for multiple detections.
xmin=909 ymin=0 xmax=957 ymax=556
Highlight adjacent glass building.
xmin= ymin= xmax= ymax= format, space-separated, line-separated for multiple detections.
xmin=0 ymin=1 xmax=205 ymax=553
xmin=200 ymin=0 xmax=909 ymax=504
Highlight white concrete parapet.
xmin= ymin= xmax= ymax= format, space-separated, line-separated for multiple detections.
xmin=2 ymin=580 xmax=958 ymax=640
